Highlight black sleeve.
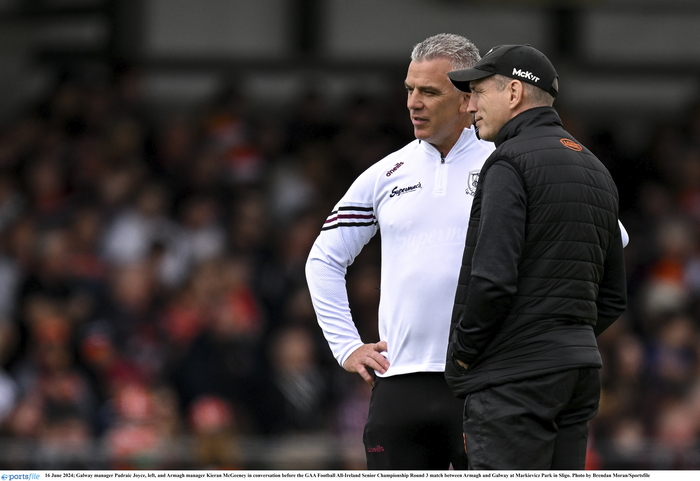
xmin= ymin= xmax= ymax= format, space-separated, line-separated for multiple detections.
xmin=593 ymin=223 xmax=628 ymax=336
xmin=451 ymin=160 xmax=526 ymax=364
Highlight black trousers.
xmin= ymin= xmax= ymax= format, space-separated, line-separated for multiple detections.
xmin=464 ymin=367 xmax=600 ymax=470
xmin=363 ymin=372 xmax=468 ymax=470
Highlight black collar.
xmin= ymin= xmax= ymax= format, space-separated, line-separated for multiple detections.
xmin=494 ymin=106 xmax=563 ymax=147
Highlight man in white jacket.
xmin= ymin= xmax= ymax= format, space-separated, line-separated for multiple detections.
xmin=305 ymin=33 xmax=493 ymax=469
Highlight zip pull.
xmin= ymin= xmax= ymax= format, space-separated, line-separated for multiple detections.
xmin=436 ymin=152 xmax=447 ymax=195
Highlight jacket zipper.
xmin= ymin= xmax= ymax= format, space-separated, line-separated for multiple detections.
xmin=435 ymin=152 xmax=447 ymax=195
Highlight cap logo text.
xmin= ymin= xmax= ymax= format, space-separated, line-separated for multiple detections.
xmin=512 ymin=68 xmax=540 ymax=83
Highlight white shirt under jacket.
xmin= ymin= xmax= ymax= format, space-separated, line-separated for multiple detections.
xmin=305 ymin=127 xmax=495 ymax=377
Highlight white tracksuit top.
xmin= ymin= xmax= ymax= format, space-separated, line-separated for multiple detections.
xmin=306 ymin=127 xmax=495 ymax=377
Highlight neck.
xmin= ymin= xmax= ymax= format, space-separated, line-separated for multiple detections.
xmin=429 ymin=122 xmax=471 ymax=156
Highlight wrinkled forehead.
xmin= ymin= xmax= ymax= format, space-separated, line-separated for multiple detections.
xmin=406 ymin=58 xmax=459 ymax=89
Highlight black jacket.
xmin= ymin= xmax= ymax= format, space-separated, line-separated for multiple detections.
xmin=446 ymin=107 xmax=627 ymax=397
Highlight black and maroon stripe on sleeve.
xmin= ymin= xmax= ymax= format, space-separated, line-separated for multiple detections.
xmin=322 ymin=205 xmax=376 ymax=231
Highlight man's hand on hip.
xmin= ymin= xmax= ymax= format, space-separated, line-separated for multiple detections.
xmin=343 ymin=342 xmax=390 ymax=386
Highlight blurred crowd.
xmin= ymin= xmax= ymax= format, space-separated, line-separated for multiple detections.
xmin=0 ymin=61 xmax=700 ymax=470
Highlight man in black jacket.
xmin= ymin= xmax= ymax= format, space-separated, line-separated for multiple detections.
xmin=444 ymin=45 xmax=627 ymax=470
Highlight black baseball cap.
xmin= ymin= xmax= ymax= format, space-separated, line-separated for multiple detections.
xmin=448 ymin=44 xmax=558 ymax=98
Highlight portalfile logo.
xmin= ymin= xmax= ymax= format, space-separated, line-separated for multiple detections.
xmin=512 ymin=68 xmax=539 ymax=83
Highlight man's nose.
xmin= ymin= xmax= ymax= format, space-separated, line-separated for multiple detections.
xmin=467 ymin=96 xmax=477 ymax=113
xmin=407 ymin=91 xmax=422 ymax=110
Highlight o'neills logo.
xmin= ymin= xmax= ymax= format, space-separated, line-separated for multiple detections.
xmin=390 ymin=182 xmax=422 ymax=197
xmin=560 ymin=138 xmax=583 ymax=151
xmin=386 ymin=162 xmax=404 ymax=177
xmin=512 ymin=68 xmax=540 ymax=83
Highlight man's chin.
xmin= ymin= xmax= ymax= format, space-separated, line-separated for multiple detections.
xmin=478 ymin=130 xmax=495 ymax=142
xmin=413 ymin=129 xmax=431 ymax=142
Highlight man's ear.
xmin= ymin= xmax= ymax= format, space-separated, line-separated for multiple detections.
xmin=459 ymin=92 xmax=471 ymax=113
xmin=509 ymin=80 xmax=524 ymax=110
